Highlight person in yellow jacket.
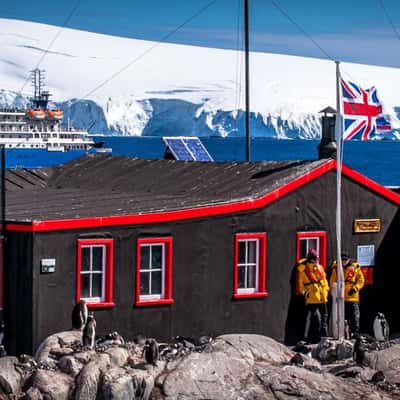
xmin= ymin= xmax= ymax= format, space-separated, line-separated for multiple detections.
xmin=329 ymin=253 xmax=365 ymax=337
xmin=297 ymin=249 xmax=329 ymax=343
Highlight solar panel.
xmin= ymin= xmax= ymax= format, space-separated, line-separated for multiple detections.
xmin=163 ymin=137 xmax=213 ymax=162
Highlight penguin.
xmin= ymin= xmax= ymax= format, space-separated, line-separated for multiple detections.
xmin=289 ymin=352 xmax=304 ymax=366
xmin=353 ymin=336 xmax=366 ymax=366
xmin=72 ymin=299 xmax=88 ymax=330
xmin=293 ymin=340 xmax=312 ymax=357
xmin=0 ymin=345 xmax=6 ymax=357
xmin=82 ymin=314 xmax=96 ymax=349
xmin=373 ymin=313 xmax=389 ymax=342
xmin=370 ymin=370 xmax=386 ymax=384
xmin=142 ymin=338 xmax=159 ymax=366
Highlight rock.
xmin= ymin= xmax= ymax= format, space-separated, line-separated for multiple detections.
xmin=58 ymin=355 xmax=85 ymax=377
xmin=0 ymin=356 xmax=23 ymax=395
xmin=160 ymin=334 xmax=396 ymax=400
xmin=101 ymin=367 xmax=154 ymax=400
xmin=312 ymin=337 xmax=353 ymax=363
xmin=104 ymin=347 xmax=130 ymax=367
xmin=365 ymin=344 xmax=400 ymax=385
xmin=74 ymin=356 xmax=109 ymax=400
xmin=35 ymin=331 xmax=82 ymax=364
xmin=28 ymin=369 xmax=74 ymax=400
xmin=22 ymin=386 xmax=43 ymax=400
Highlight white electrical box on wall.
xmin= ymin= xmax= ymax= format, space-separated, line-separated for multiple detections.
xmin=40 ymin=258 xmax=56 ymax=273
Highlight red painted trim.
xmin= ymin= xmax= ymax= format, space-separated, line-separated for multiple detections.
xmin=76 ymin=238 xmax=114 ymax=306
xmin=135 ymin=299 xmax=174 ymax=307
xmin=296 ymin=231 xmax=327 ymax=268
xmin=233 ymin=233 xmax=268 ymax=300
xmin=6 ymin=159 xmax=400 ymax=233
xmin=136 ymin=237 xmax=174 ymax=307
xmin=233 ymin=292 xmax=268 ymax=299
xmin=87 ymin=302 xmax=116 ymax=309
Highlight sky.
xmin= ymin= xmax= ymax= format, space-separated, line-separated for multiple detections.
xmin=1 ymin=0 xmax=400 ymax=68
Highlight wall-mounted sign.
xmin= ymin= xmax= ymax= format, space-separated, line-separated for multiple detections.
xmin=357 ymin=245 xmax=375 ymax=266
xmin=41 ymin=258 xmax=56 ymax=274
xmin=354 ymin=219 xmax=381 ymax=233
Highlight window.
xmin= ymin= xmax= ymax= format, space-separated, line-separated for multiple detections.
xmin=233 ymin=233 xmax=267 ymax=299
xmin=296 ymin=231 xmax=327 ymax=267
xmin=76 ymin=239 xmax=114 ymax=309
xmin=136 ymin=237 xmax=174 ymax=306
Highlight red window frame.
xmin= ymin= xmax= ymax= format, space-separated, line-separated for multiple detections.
xmin=296 ymin=231 xmax=327 ymax=267
xmin=136 ymin=237 xmax=174 ymax=307
xmin=233 ymin=233 xmax=268 ymax=299
xmin=76 ymin=238 xmax=115 ymax=309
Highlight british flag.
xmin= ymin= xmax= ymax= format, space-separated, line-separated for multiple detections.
xmin=341 ymin=79 xmax=392 ymax=140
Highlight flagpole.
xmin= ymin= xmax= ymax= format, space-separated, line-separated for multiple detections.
xmin=334 ymin=60 xmax=345 ymax=340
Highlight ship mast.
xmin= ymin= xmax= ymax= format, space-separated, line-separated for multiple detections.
xmin=244 ymin=0 xmax=251 ymax=161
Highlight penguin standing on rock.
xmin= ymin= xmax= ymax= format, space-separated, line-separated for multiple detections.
xmin=373 ymin=313 xmax=389 ymax=342
xmin=353 ymin=336 xmax=366 ymax=366
xmin=72 ymin=300 xmax=88 ymax=330
xmin=142 ymin=339 xmax=159 ymax=366
xmin=82 ymin=314 xmax=96 ymax=349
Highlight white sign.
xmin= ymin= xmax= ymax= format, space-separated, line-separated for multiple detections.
xmin=357 ymin=245 xmax=375 ymax=266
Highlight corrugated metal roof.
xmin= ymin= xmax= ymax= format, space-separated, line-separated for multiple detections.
xmin=4 ymin=154 xmax=329 ymax=222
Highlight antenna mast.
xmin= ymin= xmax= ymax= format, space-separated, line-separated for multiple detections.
xmin=244 ymin=0 xmax=251 ymax=161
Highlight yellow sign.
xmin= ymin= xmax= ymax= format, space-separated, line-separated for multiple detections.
xmin=354 ymin=219 xmax=381 ymax=233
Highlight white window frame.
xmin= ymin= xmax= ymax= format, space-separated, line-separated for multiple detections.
xmin=80 ymin=244 xmax=106 ymax=302
xmin=237 ymin=238 xmax=260 ymax=294
xmin=139 ymin=242 xmax=166 ymax=301
xmin=299 ymin=236 xmax=321 ymax=259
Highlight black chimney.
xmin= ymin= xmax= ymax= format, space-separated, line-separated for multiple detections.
xmin=318 ymin=106 xmax=337 ymax=159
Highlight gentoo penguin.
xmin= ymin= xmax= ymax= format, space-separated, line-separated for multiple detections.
xmin=72 ymin=299 xmax=88 ymax=330
xmin=353 ymin=336 xmax=366 ymax=366
xmin=289 ymin=352 xmax=304 ymax=366
xmin=373 ymin=312 xmax=389 ymax=342
xmin=82 ymin=314 xmax=96 ymax=349
xmin=142 ymin=338 xmax=159 ymax=366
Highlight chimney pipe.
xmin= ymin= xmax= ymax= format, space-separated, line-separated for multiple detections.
xmin=318 ymin=106 xmax=337 ymax=159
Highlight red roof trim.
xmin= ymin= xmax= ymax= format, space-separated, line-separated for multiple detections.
xmin=6 ymin=159 xmax=400 ymax=232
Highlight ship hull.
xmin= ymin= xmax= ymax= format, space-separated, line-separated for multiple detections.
xmin=4 ymin=148 xmax=101 ymax=169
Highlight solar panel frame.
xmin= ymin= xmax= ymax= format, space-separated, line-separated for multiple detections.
xmin=162 ymin=137 xmax=213 ymax=162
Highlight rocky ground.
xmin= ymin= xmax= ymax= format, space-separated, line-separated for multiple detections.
xmin=0 ymin=329 xmax=400 ymax=399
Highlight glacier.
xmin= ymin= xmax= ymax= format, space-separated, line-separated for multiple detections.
xmin=1 ymin=18 xmax=400 ymax=139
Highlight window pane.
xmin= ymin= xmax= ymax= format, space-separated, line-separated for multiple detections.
xmin=238 ymin=241 xmax=246 ymax=264
xmin=81 ymin=248 xmax=90 ymax=271
xmin=238 ymin=266 xmax=246 ymax=289
xmin=247 ymin=265 xmax=257 ymax=289
xmin=81 ymin=274 xmax=90 ymax=298
xmin=151 ymin=245 xmax=163 ymax=269
xmin=92 ymin=246 xmax=104 ymax=270
xmin=248 ymin=241 xmax=257 ymax=264
xmin=92 ymin=273 xmax=103 ymax=298
xmin=308 ymin=239 xmax=318 ymax=253
xmin=300 ymin=239 xmax=307 ymax=259
xmin=151 ymin=271 xmax=162 ymax=295
xmin=140 ymin=271 xmax=150 ymax=295
xmin=140 ymin=246 xmax=150 ymax=269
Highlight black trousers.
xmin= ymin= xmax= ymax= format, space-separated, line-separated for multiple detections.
xmin=345 ymin=302 xmax=360 ymax=336
xmin=306 ymin=303 xmax=328 ymax=344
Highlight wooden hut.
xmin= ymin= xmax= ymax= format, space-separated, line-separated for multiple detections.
xmin=3 ymin=154 xmax=400 ymax=355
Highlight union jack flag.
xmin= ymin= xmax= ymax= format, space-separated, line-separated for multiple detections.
xmin=341 ymin=79 xmax=392 ymax=140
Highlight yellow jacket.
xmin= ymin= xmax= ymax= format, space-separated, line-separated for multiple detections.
xmin=297 ymin=260 xmax=329 ymax=305
xmin=329 ymin=261 xmax=365 ymax=302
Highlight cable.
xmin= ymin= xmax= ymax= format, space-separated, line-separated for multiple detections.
xmin=378 ymin=0 xmax=400 ymax=41
xmin=73 ymin=0 xmax=218 ymax=104
xmin=268 ymin=0 xmax=335 ymax=61
xmin=19 ymin=0 xmax=82 ymax=95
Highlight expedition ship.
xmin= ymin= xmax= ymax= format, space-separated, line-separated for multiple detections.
xmin=0 ymin=69 xmax=110 ymax=168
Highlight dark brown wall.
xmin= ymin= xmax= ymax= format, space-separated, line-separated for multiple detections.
xmin=4 ymin=231 xmax=34 ymax=355
xmin=11 ymin=170 xmax=398 ymax=354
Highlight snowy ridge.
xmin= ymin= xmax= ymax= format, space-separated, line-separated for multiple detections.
xmin=1 ymin=18 xmax=400 ymax=139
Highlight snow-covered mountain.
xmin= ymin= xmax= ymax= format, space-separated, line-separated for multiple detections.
xmin=1 ymin=18 xmax=400 ymax=139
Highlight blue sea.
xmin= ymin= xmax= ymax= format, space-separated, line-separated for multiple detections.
xmin=93 ymin=136 xmax=400 ymax=187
